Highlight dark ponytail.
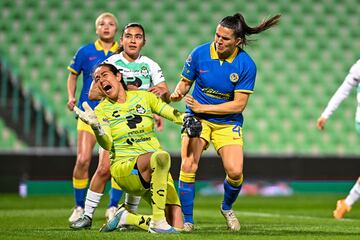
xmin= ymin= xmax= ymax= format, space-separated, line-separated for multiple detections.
xmin=219 ymin=13 xmax=281 ymax=47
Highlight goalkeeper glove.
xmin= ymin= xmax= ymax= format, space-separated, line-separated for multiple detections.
xmin=74 ymin=102 xmax=104 ymax=135
xmin=181 ymin=115 xmax=202 ymax=138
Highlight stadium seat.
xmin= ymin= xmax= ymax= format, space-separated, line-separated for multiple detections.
xmin=0 ymin=0 xmax=359 ymax=154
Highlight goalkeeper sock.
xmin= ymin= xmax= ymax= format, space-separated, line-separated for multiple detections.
xmin=345 ymin=179 xmax=360 ymax=207
xmin=222 ymin=175 xmax=243 ymax=211
xmin=84 ymin=189 xmax=103 ymax=218
xmin=150 ymin=150 xmax=170 ymax=221
xmin=73 ymin=178 xmax=88 ymax=208
xmin=179 ymin=171 xmax=196 ymax=224
xmin=126 ymin=213 xmax=151 ymax=231
xmin=108 ymin=178 xmax=123 ymax=208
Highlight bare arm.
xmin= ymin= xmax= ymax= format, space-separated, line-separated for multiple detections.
xmin=67 ymin=73 xmax=78 ymax=111
xmin=88 ymin=80 xmax=104 ymax=101
xmin=148 ymin=82 xmax=171 ymax=103
xmin=170 ymin=78 xmax=193 ymax=102
xmin=185 ymin=92 xmax=250 ymax=115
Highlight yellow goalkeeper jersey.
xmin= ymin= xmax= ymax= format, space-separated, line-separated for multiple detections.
xmin=94 ymin=90 xmax=184 ymax=162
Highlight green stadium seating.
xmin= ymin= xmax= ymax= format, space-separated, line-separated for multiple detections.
xmin=0 ymin=0 xmax=359 ymax=154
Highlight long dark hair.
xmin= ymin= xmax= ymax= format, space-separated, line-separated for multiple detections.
xmin=219 ymin=13 xmax=281 ymax=47
xmin=115 ymin=22 xmax=146 ymax=54
xmin=93 ymin=63 xmax=128 ymax=90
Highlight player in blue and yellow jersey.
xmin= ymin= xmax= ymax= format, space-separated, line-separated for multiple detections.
xmin=66 ymin=12 xmax=123 ymax=224
xmin=170 ymin=12 xmax=281 ymax=232
xmin=74 ymin=63 xmax=194 ymax=233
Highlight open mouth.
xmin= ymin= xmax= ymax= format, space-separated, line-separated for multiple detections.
xmin=103 ymin=84 xmax=112 ymax=93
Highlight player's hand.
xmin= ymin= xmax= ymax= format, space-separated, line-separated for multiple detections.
xmin=181 ymin=115 xmax=202 ymax=138
xmin=170 ymin=89 xmax=184 ymax=102
xmin=74 ymin=102 xmax=99 ymax=128
xmin=316 ymin=116 xmax=327 ymax=130
xmin=184 ymin=95 xmax=203 ymax=113
xmin=67 ymin=97 xmax=76 ymax=111
xmin=153 ymin=114 xmax=164 ymax=131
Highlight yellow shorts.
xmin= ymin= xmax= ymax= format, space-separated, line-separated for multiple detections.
xmin=77 ymin=118 xmax=94 ymax=135
xmin=110 ymin=156 xmax=180 ymax=206
xmin=200 ymin=119 xmax=243 ymax=151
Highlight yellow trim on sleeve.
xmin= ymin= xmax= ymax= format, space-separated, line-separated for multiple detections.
xmin=235 ymin=89 xmax=254 ymax=94
xmin=67 ymin=66 xmax=79 ymax=75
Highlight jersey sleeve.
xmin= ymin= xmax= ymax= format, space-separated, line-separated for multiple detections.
xmin=148 ymin=58 xmax=166 ymax=86
xmin=146 ymin=92 xmax=184 ymax=125
xmin=94 ymin=106 xmax=113 ymax=150
xmin=234 ymin=60 xmax=257 ymax=94
xmin=181 ymin=48 xmax=198 ymax=82
xmin=321 ymin=59 xmax=360 ymax=119
xmin=67 ymin=45 xmax=86 ymax=75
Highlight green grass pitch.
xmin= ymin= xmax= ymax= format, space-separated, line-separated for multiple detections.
xmin=0 ymin=193 xmax=359 ymax=239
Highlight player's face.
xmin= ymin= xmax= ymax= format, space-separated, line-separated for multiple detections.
xmin=96 ymin=16 xmax=117 ymax=42
xmin=120 ymin=26 xmax=145 ymax=60
xmin=94 ymin=66 xmax=123 ymax=100
xmin=214 ymin=24 xmax=241 ymax=59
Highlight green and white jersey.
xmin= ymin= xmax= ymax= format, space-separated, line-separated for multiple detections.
xmin=104 ymin=52 xmax=165 ymax=90
xmin=94 ymin=91 xmax=184 ymax=163
xmin=321 ymin=59 xmax=360 ymax=122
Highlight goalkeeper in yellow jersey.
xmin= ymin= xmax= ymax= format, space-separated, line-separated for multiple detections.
xmin=74 ymin=63 xmax=201 ymax=233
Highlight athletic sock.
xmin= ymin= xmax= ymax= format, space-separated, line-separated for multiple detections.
xmin=179 ymin=171 xmax=196 ymax=224
xmin=150 ymin=151 xmax=170 ymax=221
xmin=345 ymin=180 xmax=360 ymax=207
xmin=222 ymin=175 xmax=243 ymax=211
xmin=73 ymin=178 xmax=88 ymax=208
xmin=108 ymin=178 xmax=123 ymax=208
xmin=84 ymin=189 xmax=103 ymax=218
xmin=125 ymin=194 xmax=141 ymax=213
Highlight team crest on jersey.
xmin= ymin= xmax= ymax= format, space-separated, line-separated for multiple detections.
xmin=229 ymin=73 xmax=239 ymax=83
xmin=140 ymin=66 xmax=149 ymax=77
xmin=135 ymin=104 xmax=146 ymax=114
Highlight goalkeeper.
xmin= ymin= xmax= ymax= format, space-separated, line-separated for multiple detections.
xmin=74 ymin=63 xmax=201 ymax=233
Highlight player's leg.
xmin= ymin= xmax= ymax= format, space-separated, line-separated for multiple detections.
xmin=214 ymin=124 xmax=244 ymax=231
xmin=69 ymin=120 xmax=96 ymax=223
xmin=165 ymin=174 xmax=184 ymax=231
xmin=218 ymin=145 xmax=243 ymax=231
xmin=70 ymin=148 xmax=113 ymax=229
xmin=334 ymin=176 xmax=360 ymax=219
xmin=179 ymin=130 xmax=207 ymax=231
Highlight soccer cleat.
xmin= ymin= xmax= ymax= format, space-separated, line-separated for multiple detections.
xmin=148 ymin=219 xmax=178 ymax=234
xmin=333 ymin=199 xmax=351 ymax=219
xmin=68 ymin=206 xmax=84 ymax=223
xmin=99 ymin=204 xmax=128 ymax=232
xmin=105 ymin=206 xmax=118 ymax=222
xmin=69 ymin=215 xmax=92 ymax=230
xmin=183 ymin=222 xmax=195 ymax=232
xmin=220 ymin=207 xmax=241 ymax=231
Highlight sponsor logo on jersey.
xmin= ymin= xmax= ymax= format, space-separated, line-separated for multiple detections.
xmin=126 ymin=137 xmax=151 ymax=145
xmin=202 ymin=88 xmax=232 ymax=100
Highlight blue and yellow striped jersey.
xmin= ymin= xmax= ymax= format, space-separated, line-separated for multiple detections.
xmin=181 ymin=42 xmax=256 ymax=126
xmin=95 ymin=91 xmax=184 ymax=162
xmin=67 ymin=40 xmax=119 ymax=111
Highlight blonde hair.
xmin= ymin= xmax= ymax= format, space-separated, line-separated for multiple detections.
xmin=95 ymin=12 xmax=118 ymax=29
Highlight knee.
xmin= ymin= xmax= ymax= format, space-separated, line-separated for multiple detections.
xmin=181 ymin=157 xmax=198 ymax=173
xmin=75 ymin=154 xmax=91 ymax=170
xmin=95 ymin=164 xmax=110 ymax=179
xmin=151 ymin=151 xmax=171 ymax=169
xmin=226 ymin=169 xmax=243 ymax=181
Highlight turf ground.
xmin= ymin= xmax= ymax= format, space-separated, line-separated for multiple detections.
xmin=0 ymin=193 xmax=359 ymax=239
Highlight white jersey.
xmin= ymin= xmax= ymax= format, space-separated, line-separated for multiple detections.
xmin=103 ymin=52 xmax=165 ymax=90
xmin=321 ymin=59 xmax=360 ymax=122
